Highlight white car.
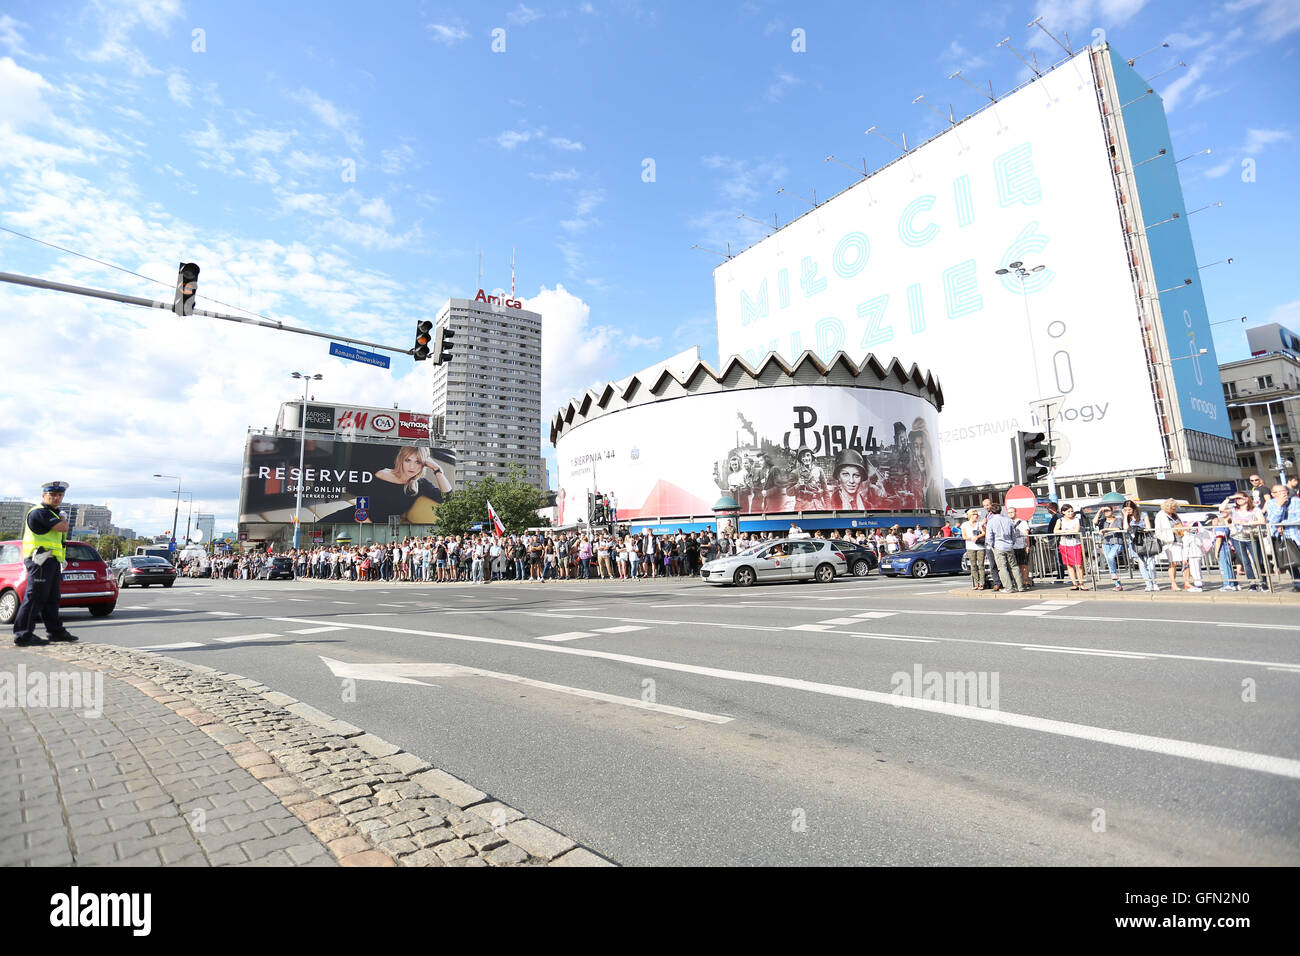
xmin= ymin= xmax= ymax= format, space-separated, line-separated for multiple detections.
xmin=700 ymin=539 xmax=848 ymax=587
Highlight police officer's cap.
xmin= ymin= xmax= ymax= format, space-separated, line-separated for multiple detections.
xmin=42 ymin=481 xmax=69 ymax=494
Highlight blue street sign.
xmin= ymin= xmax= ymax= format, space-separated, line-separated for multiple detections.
xmin=356 ymin=496 xmax=370 ymax=510
xmin=1194 ymin=481 xmax=1238 ymax=505
xmin=329 ymin=342 xmax=390 ymax=369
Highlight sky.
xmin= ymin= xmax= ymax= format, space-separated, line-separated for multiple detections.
xmin=0 ymin=0 xmax=1297 ymax=535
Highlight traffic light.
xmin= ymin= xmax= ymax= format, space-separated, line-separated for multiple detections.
xmin=413 ymin=320 xmax=433 ymax=361
xmin=433 ymin=326 xmax=455 ymax=365
xmin=1017 ymin=431 xmax=1051 ymax=484
xmin=173 ymin=262 xmax=200 ymax=316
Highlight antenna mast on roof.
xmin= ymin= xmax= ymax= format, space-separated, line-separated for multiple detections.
xmin=477 ymin=248 xmax=483 ymax=292
xmin=511 ymin=246 xmax=516 ymax=298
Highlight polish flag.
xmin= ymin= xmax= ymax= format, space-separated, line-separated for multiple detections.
xmin=486 ymin=500 xmax=505 ymax=538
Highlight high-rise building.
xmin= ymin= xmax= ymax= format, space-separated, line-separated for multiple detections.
xmin=197 ymin=513 xmax=215 ymax=543
xmin=1 ymin=499 xmax=35 ymax=533
xmin=74 ymin=504 xmax=113 ymax=533
xmin=1220 ymin=327 xmax=1300 ymax=483
xmin=430 ymin=292 xmax=544 ymax=489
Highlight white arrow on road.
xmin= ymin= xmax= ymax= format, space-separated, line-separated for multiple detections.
xmin=319 ymin=656 xmax=732 ymax=724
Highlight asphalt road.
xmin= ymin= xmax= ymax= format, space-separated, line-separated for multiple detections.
xmin=55 ymin=571 xmax=1300 ymax=865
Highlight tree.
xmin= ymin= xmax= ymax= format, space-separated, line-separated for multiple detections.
xmin=434 ymin=466 xmax=549 ymax=535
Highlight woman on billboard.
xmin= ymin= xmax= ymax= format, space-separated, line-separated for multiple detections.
xmin=320 ymin=446 xmax=452 ymax=523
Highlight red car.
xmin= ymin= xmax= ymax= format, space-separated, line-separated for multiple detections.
xmin=0 ymin=539 xmax=119 ymax=625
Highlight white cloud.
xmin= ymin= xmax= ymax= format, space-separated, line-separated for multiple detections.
xmin=81 ymin=0 xmax=183 ymax=76
xmin=380 ymin=143 xmax=416 ymax=174
xmin=528 ymin=283 xmax=638 ymax=422
xmin=1026 ymin=0 xmax=1150 ymax=52
xmin=764 ymin=71 xmax=802 ymax=104
xmin=0 ymin=15 xmax=33 ymax=58
xmin=1226 ymin=0 xmax=1300 ymax=39
xmin=506 ymin=4 xmax=543 ymax=26
xmin=0 ymin=56 xmax=52 ymax=128
xmin=574 ymin=188 xmax=604 ymax=216
xmin=357 ymin=196 xmax=394 ymax=225
xmin=250 ymin=156 xmax=280 ymax=184
xmin=549 ymin=136 xmax=584 ymax=151
xmin=290 ymin=87 xmax=363 ymax=152
xmin=529 ymin=168 xmax=581 ymax=182
xmin=497 ymin=128 xmax=538 ymax=149
xmin=1244 ymin=128 xmax=1292 ymax=153
xmin=1160 ymin=57 xmax=1210 ymax=112
xmin=427 ymin=23 xmax=470 ymax=45
xmin=166 ymin=72 xmax=191 ymax=106
xmin=1202 ymin=159 xmax=1233 ymax=178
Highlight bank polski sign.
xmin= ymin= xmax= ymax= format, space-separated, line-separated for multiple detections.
xmin=714 ymin=52 xmax=1165 ymax=488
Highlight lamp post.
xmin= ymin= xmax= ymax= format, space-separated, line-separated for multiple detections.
xmin=181 ymin=493 xmax=194 ymax=545
xmin=290 ymin=372 xmax=323 ymax=550
xmin=994 ymin=261 xmax=1054 ymax=499
xmin=154 ymin=474 xmax=181 ymax=550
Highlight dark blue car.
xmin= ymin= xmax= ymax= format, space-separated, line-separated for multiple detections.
xmin=878 ymin=537 xmax=974 ymax=578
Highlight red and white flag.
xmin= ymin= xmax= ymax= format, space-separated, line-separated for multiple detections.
xmin=486 ymin=500 xmax=505 ymax=538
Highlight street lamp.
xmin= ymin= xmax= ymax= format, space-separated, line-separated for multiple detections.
xmin=994 ymin=261 xmax=1056 ymax=499
xmin=290 ymin=372 xmax=323 ymax=550
xmin=180 ymin=492 xmax=194 ymax=545
xmin=153 ymin=474 xmax=181 ymax=551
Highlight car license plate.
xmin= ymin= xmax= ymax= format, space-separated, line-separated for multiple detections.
xmin=62 ymin=572 xmax=94 ymax=580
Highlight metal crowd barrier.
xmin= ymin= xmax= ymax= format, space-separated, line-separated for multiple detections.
xmin=1012 ymin=524 xmax=1298 ymax=593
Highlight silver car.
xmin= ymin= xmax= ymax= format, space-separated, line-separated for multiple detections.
xmin=701 ymin=538 xmax=848 ymax=587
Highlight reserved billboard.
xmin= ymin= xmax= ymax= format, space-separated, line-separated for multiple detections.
xmin=285 ymin=403 xmax=433 ymax=441
xmin=239 ymin=435 xmax=457 ymax=525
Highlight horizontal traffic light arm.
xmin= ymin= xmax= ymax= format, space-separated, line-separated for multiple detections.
xmin=0 ymin=269 xmax=415 ymax=356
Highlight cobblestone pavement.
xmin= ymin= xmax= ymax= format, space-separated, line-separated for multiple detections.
xmin=0 ymin=642 xmax=612 ymax=867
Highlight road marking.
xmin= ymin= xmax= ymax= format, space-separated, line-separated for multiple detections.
xmin=213 ymin=633 xmax=281 ymax=644
xmin=263 ymin=618 xmax=1300 ymax=779
xmin=138 ymin=641 xmax=205 ymax=650
xmin=332 ymin=601 xmax=358 ymax=605
xmin=287 ymin=626 xmax=346 ymax=635
xmin=377 ymin=603 xmax=407 ymax=607
xmin=789 ymin=624 xmax=833 ymax=631
xmin=819 ymin=618 xmax=862 ymax=625
xmin=158 ymin=608 xmax=191 ymax=612
xmin=1023 ymin=646 xmax=1153 ymax=660
xmin=1266 ymin=666 xmax=1300 ymax=674
xmin=1004 ymin=610 xmax=1049 ymax=616
xmin=852 ymin=612 xmax=897 ymax=619
xmin=288 ymin=598 xmax=311 ymax=602
xmin=536 ymin=631 xmax=598 ymax=642
xmin=207 ymin=611 xmax=239 ymax=616
xmin=319 ymin=657 xmax=731 ymax=723
xmin=594 ymin=625 xmax=648 ymax=634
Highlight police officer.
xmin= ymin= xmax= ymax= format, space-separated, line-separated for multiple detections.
xmin=12 ymin=481 xmax=79 ymax=647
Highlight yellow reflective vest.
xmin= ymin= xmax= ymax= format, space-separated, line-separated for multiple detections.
xmin=21 ymin=506 xmax=66 ymax=563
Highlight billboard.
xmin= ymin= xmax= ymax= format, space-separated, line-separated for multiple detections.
xmin=714 ymin=50 xmax=1166 ymax=487
xmin=1107 ymin=49 xmax=1231 ymax=440
xmin=239 ymin=435 xmax=457 ymax=525
xmin=553 ymin=386 xmax=942 ymax=524
xmin=285 ymin=403 xmax=433 ymax=442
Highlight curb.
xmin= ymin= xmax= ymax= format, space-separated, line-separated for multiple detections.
xmin=37 ymin=644 xmax=616 ymax=868
xmin=944 ymin=586 xmax=1300 ymax=605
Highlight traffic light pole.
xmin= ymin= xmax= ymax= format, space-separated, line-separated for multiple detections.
xmin=0 ymin=270 xmax=413 ymax=356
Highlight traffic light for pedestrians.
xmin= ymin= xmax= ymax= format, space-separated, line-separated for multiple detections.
xmin=1017 ymin=431 xmax=1051 ymax=484
xmin=173 ymin=262 xmax=200 ymax=316
xmin=413 ymin=320 xmax=433 ymax=361
xmin=432 ymin=326 xmax=455 ymax=365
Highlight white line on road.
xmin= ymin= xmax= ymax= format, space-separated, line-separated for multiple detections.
xmin=818 ymin=618 xmax=862 ymax=625
xmin=213 ymin=633 xmax=282 ymax=644
xmin=287 ymin=626 xmax=346 ymax=635
xmin=265 ymin=617 xmax=1300 ymax=780
xmin=852 ymin=612 xmax=897 ymax=619
xmin=1022 ymin=646 xmax=1153 ymax=660
xmin=536 ymin=631 xmax=598 ymax=642
xmin=320 ymin=657 xmax=731 ymax=723
xmin=138 ymin=642 xmax=205 ymax=650
xmin=789 ymin=624 xmax=833 ymax=631
xmin=594 ymin=625 xmax=649 ymax=634
xmin=207 ymin=611 xmax=239 ymax=616
xmin=288 ymin=598 xmax=310 ymax=602
xmin=1004 ymin=610 xmax=1049 ymax=616
xmin=332 ymin=601 xmax=358 ymax=605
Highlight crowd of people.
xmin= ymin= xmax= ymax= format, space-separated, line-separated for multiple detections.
xmin=957 ymin=479 xmax=1300 ymax=594
xmin=175 ymin=477 xmax=1300 ymax=593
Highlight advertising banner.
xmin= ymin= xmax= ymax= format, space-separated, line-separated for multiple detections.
xmin=239 ymin=436 xmax=457 ymax=525
xmin=713 ymin=51 xmax=1167 ymax=487
xmin=284 ymin=403 xmax=432 ymax=441
xmin=299 ymin=404 xmax=336 ymax=430
xmin=554 ymin=386 xmax=942 ymax=524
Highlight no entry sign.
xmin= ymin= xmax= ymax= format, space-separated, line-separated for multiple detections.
xmin=1005 ymin=485 xmax=1037 ymax=520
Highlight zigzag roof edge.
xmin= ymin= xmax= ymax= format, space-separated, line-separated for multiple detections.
xmin=548 ymin=352 xmax=943 ymax=442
